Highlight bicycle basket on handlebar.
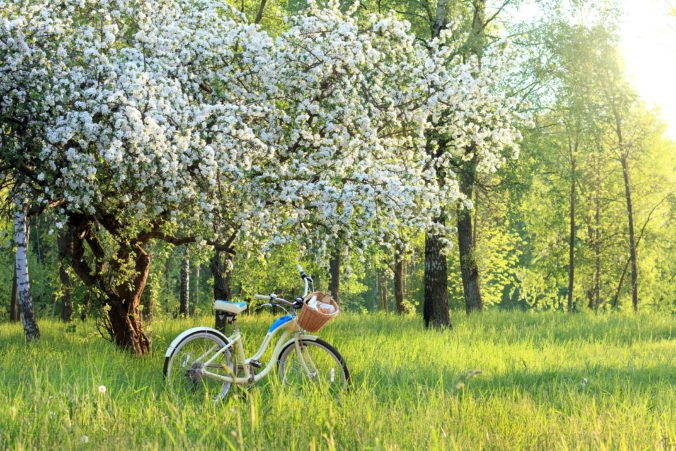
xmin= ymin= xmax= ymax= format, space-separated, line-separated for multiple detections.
xmin=296 ymin=291 xmax=339 ymax=332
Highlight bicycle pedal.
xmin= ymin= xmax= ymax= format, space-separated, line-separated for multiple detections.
xmin=249 ymin=359 xmax=263 ymax=369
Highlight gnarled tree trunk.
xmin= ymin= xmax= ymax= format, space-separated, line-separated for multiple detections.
xmin=105 ymin=246 xmax=151 ymax=354
xmin=14 ymin=194 xmax=40 ymax=342
xmin=59 ymin=215 xmax=151 ymax=354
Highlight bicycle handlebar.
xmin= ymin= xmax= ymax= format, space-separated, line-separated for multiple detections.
xmin=253 ymin=265 xmax=311 ymax=306
xmin=254 ymin=294 xmax=299 ymax=308
xmin=297 ymin=264 xmax=308 ymax=280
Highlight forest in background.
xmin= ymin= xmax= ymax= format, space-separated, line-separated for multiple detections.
xmin=1 ymin=0 xmax=674 ymax=347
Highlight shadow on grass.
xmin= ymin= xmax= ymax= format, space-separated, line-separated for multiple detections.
xmin=361 ymin=360 xmax=675 ymax=405
xmin=328 ymin=314 xmax=674 ymax=347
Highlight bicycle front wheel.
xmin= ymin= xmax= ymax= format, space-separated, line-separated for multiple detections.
xmin=277 ymin=338 xmax=350 ymax=394
xmin=164 ymin=332 xmax=234 ymax=402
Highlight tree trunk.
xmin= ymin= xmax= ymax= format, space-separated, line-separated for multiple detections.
xmin=179 ymin=250 xmax=190 ymax=316
xmin=59 ymin=215 xmax=151 ymax=354
xmin=372 ymin=266 xmax=379 ymax=311
xmin=593 ymin=155 xmax=601 ymax=310
xmin=59 ymin=263 xmax=73 ymax=322
xmin=457 ymin=157 xmax=483 ymax=313
xmin=105 ymin=247 xmax=151 ymax=354
xmin=456 ymin=0 xmax=487 ymax=313
xmin=194 ymin=264 xmax=200 ymax=308
xmin=433 ymin=0 xmax=451 ymax=37
xmin=14 ymin=195 xmax=40 ymax=342
xmin=393 ymin=257 xmax=405 ymax=314
xmin=329 ymin=249 xmax=341 ymax=304
xmin=567 ymin=144 xmax=576 ymax=312
xmin=56 ymin=230 xmax=73 ymax=321
xmin=80 ymin=294 xmax=91 ymax=321
xmin=254 ymin=0 xmax=268 ymax=24
xmin=621 ymin=156 xmax=638 ymax=311
xmin=10 ymin=266 xmax=19 ymax=322
xmin=378 ymin=270 xmax=388 ymax=312
xmin=423 ymin=216 xmax=451 ymax=328
xmin=421 ymin=0 xmax=454 ymax=328
xmin=33 ymin=219 xmax=43 ymax=264
xmin=210 ymin=250 xmax=233 ymax=301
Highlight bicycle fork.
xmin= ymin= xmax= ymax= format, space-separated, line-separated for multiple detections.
xmin=293 ymin=340 xmax=319 ymax=379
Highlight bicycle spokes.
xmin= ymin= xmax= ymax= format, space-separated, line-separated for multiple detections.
xmin=278 ymin=340 xmax=347 ymax=394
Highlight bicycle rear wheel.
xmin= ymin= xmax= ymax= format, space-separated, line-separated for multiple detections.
xmin=164 ymin=332 xmax=234 ymax=402
xmin=277 ymin=338 xmax=350 ymax=394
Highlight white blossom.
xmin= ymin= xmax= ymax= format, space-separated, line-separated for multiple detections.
xmin=0 ymin=0 xmax=523 ymax=257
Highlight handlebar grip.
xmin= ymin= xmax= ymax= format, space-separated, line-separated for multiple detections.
xmin=254 ymin=294 xmax=269 ymax=300
xmin=297 ymin=264 xmax=307 ymax=279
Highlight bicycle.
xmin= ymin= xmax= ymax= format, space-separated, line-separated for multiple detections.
xmin=163 ymin=265 xmax=350 ymax=402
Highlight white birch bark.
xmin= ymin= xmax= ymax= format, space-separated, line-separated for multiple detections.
xmin=14 ymin=193 xmax=40 ymax=341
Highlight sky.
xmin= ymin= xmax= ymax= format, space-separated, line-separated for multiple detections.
xmin=619 ymin=0 xmax=676 ymax=139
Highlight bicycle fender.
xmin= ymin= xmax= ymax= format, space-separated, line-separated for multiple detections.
xmin=164 ymin=327 xmax=229 ymax=357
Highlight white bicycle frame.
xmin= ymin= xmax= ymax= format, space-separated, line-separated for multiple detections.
xmin=204 ymin=323 xmax=319 ymax=385
xmin=165 ymin=266 xmax=319 ymax=385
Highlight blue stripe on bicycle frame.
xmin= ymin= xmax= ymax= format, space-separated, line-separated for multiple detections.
xmin=269 ymin=315 xmax=294 ymax=333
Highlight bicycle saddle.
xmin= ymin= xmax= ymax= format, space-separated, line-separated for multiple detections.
xmin=213 ymin=300 xmax=248 ymax=315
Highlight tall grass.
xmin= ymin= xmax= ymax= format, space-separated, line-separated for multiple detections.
xmin=0 ymin=311 xmax=673 ymax=449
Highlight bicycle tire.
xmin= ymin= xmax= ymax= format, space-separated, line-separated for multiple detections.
xmin=164 ymin=331 xmax=234 ymax=402
xmin=277 ymin=338 xmax=350 ymax=393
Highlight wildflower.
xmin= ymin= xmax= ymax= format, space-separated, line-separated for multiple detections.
xmin=98 ymin=385 xmax=107 ymax=394
xmin=81 ymin=435 xmax=89 ymax=444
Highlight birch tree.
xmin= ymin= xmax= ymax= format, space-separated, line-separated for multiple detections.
xmin=13 ymin=189 xmax=39 ymax=341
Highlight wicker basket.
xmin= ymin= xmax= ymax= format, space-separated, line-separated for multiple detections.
xmin=296 ymin=291 xmax=339 ymax=332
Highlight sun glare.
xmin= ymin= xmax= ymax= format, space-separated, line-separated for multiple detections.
xmin=620 ymin=0 xmax=676 ymax=139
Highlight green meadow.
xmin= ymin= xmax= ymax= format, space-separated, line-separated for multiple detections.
xmin=0 ymin=311 xmax=673 ymax=449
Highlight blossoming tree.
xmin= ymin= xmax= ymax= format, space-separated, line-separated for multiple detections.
xmin=1 ymin=0 xmax=278 ymax=352
xmin=1 ymin=0 xmax=446 ymax=352
xmin=418 ymin=27 xmax=525 ymax=327
xmin=1 ymin=0 xmax=524 ymax=350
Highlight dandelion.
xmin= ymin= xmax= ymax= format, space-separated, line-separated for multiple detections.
xmin=455 ymin=382 xmax=465 ymax=390
xmin=81 ymin=435 xmax=89 ymax=444
xmin=98 ymin=385 xmax=107 ymax=395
